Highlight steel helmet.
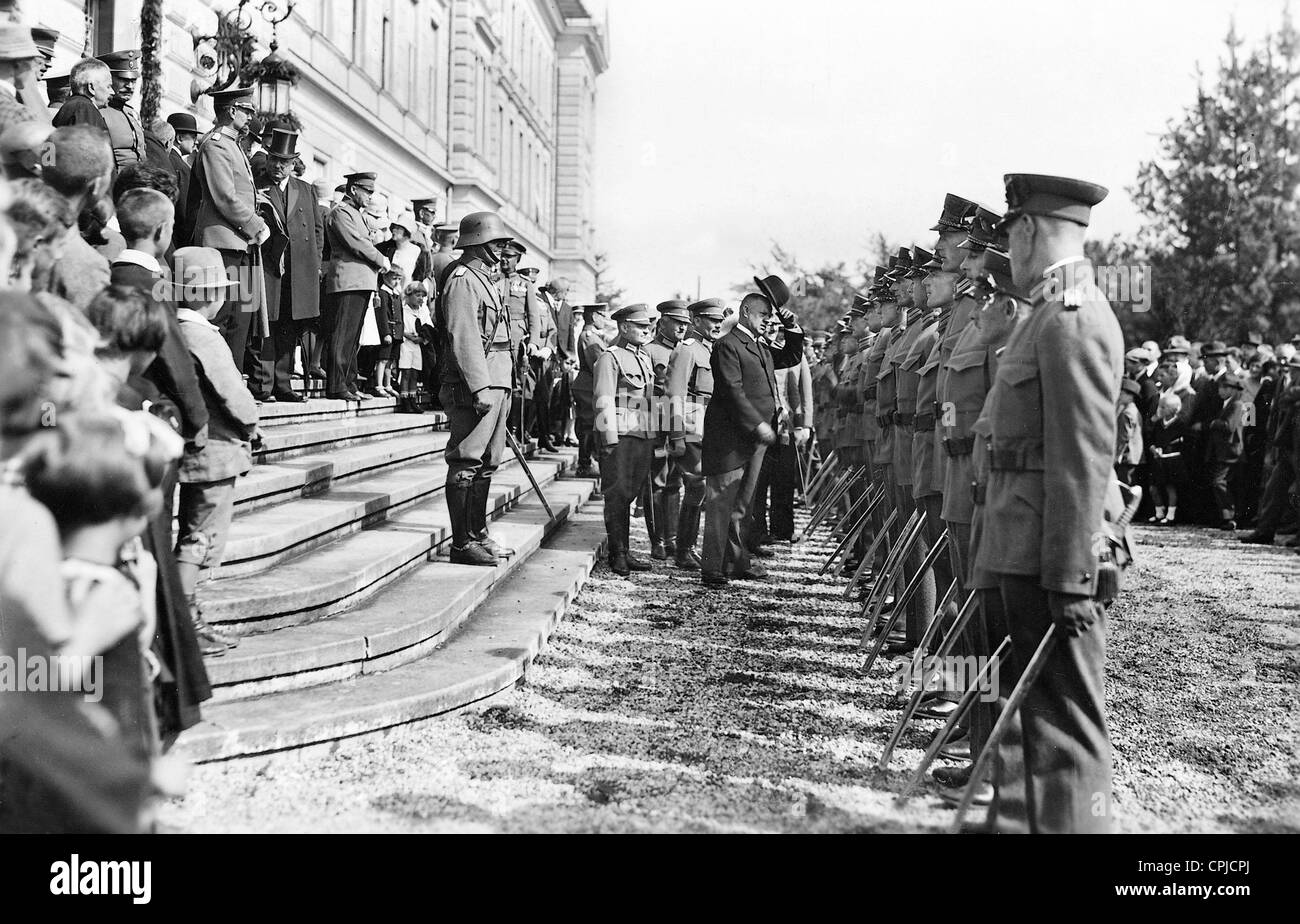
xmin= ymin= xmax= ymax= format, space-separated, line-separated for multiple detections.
xmin=455 ymin=210 xmax=512 ymax=248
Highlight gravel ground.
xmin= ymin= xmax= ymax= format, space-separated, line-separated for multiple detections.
xmin=163 ymin=515 xmax=1299 ymax=834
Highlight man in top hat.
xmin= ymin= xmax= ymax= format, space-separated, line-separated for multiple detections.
xmin=666 ymin=298 xmax=728 ymax=570
xmin=571 ymin=303 xmax=612 ymax=477
xmin=322 ymin=170 xmax=391 ymax=400
xmin=643 ymin=300 xmax=693 ymax=559
xmin=594 ymin=304 xmax=658 ymax=575
xmin=976 ymin=173 xmax=1123 ymax=834
xmin=437 ymin=210 xmax=516 ymax=566
xmin=251 ymin=128 xmax=323 ymax=402
xmin=0 ymin=23 xmax=40 ymax=135
xmin=757 ymin=313 xmax=814 ymax=545
xmin=165 ymin=112 xmax=198 ymax=238
xmin=699 ymin=276 xmax=805 ymax=585
xmin=96 ymin=50 xmax=146 ymax=170
xmin=497 ymin=239 xmax=540 ymax=440
xmin=188 ymin=86 xmax=271 ymax=368
xmin=53 ymin=57 xmax=112 ymax=131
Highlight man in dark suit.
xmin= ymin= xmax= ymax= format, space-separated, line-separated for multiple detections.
xmin=52 ymin=57 xmax=112 ymax=132
xmin=251 ymin=128 xmax=323 ymax=402
xmin=699 ymin=276 xmax=804 ymax=585
xmin=166 ymin=112 xmax=198 ymax=238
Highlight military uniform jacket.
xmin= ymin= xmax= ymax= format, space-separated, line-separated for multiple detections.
xmin=912 ymin=310 xmax=948 ymax=497
xmin=572 ymin=326 xmax=608 ymax=399
xmin=833 ymin=349 xmax=865 ymax=448
xmin=438 ymin=256 xmax=513 ymax=397
xmin=855 ymin=337 xmax=881 ymax=444
xmin=500 ymin=272 xmax=538 ymax=353
xmin=932 ymin=294 xmax=976 ymax=495
xmin=873 ymin=329 xmax=902 ymax=466
xmin=974 ymin=260 xmax=1124 ymax=598
xmin=810 ymin=359 xmax=837 ymax=439
xmin=188 ymin=126 xmax=267 ymax=251
xmin=643 ymin=333 xmax=679 ymax=398
xmin=103 ymin=100 xmax=145 ymax=169
xmin=594 ymin=343 xmax=654 ymax=443
xmin=891 ymin=315 xmax=931 ymax=484
xmin=701 ymin=323 xmax=806 ymax=475
xmin=939 ymin=319 xmax=995 ymax=525
xmin=665 ymin=337 xmax=714 ymax=443
xmin=323 ymin=199 xmax=387 ymax=294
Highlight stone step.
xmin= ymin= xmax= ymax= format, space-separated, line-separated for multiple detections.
xmin=254 ymin=394 xmax=421 ymax=428
xmin=202 ymin=457 xmax=576 ymax=633
xmin=174 ymin=501 xmax=608 ymax=763
xmin=233 ymin=431 xmax=451 ymax=514
xmin=204 ymin=479 xmax=595 ymax=701
xmin=254 ymin=411 xmax=446 ymax=465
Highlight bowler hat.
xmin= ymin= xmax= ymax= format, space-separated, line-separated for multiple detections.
xmin=753 ymin=274 xmax=790 ymax=309
xmin=166 ymin=112 xmax=199 ymax=136
xmin=1162 ymin=335 xmax=1192 ymax=357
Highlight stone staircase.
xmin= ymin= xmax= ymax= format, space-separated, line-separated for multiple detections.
xmin=173 ymin=388 xmax=605 ymax=763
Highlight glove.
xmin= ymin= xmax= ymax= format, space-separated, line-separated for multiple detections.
xmin=472 ymin=388 xmax=498 ymax=416
xmin=668 ymin=438 xmax=686 ymax=457
xmin=755 ymin=421 xmax=777 ymax=445
xmin=793 ymin=426 xmax=810 ymax=447
xmin=252 ymin=224 xmax=271 ymax=246
xmin=1048 ymin=591 xmax=1100 ymax=638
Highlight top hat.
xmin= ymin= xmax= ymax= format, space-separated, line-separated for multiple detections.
xmin=265 ymin=128 xmax=299 ymax=160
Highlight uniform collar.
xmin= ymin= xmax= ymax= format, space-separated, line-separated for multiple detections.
xmin=114 ymin=249 xmax=162 ymax=273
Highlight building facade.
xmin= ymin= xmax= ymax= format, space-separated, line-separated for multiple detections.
xmin=31 ymin=0 xmax=608 ymax=296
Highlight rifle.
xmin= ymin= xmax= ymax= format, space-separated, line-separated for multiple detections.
xmin=860 ymin=528 xmax=949 ymax=669
xmin=843 ymin=506 xmax=897 ymax=598
xmin=819 ymin=483 xmax=885 ymax=576
xmin=857 ymin=507 xmax=925 ymax=627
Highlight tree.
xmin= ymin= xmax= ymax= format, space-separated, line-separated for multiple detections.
xmin=592 ymin=251 xmax=625 ymax=309
xmin=1128 ymin=13 xmax=1300 ymax=343
xmin=737 ymin=241 xmax=868 ymax=333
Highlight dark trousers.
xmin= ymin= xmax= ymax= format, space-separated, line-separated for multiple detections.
xmin=754 ymin=440 xmax=798 ymax=541
xmin=702 ymin=443 xmax=767 ymax=576
xmin=212 ymin=248 xmax=254 ymax=367
xmin=530 ymin=357 xmax=554 ymax=441
xmin=600 ymin=436 xmax=652 ymax=554
xmin=253 ymin=315 xmax=306 ymax=397
xmin=549 ymin=373 xmax=571 ymax=441
xmin=1253 ymin=450 xmax=1297 ymax=534
xmin=996 ymin=574 xmax=1111 ymax=834
xmin=324 ymin=290 xmax=369 ymax=397
xmin=649 ymin=439 xmax=683 ymax=544
xmin=893 ymin=483 xmax=934 ymax=647
xmin=1210 ymin=457 xmax=1238 ymax=522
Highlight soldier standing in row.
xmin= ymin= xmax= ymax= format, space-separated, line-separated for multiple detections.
xmin=571 ymin=302 xmax=611 ymax=477
xmin=666 ymin=298 xmax=727 ymax=570
xmin=644 ymin=300 xmax=692 ymax=559
xmin=594 ymin=304 xmax=657 ymax=576
xmin=499 ymin=240 xmax=539 ymax=440
xmin=437 ymin=211 xmax=517 ymax=566
xmin=97 ymin=50 xmax=146 ymax=172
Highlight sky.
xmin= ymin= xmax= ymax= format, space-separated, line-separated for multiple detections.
xmin=589 ymin=0 xmax=1294 ymax=304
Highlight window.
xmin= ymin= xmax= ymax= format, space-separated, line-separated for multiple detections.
xmin=428 ymin=19 xmax=441 ymax=131
xmin=381 ymin=12 xmax=392 ymax=89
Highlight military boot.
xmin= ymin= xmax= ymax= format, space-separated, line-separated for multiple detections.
xmin=674 ymin=502 xmax=702 ymax=570
xmin=660 ymin=491 xmax=680 ymax=559
xmin=447 ymin=480 xmax=497 ymax=566
xmin=469 ymin=477 xmax=514 ymax=558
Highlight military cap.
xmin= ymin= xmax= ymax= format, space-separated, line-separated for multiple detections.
xmin=1125 ymin=347 xmax=1155 ymax=364
xmin=412 ymin=196 xmax=439 ymax=212
xmin=503 ymin=240 xmax=527 ymax=255
xmin=998 ymin=173 xmax=1109 ymax=230
xmin=976 ymin=250 xmax=1021 ymax=298
xmin=579 ymin=302 xmax=609 ymax=317
xmin=656 ymin=300 xmax=691 ymax=322
xmin=961 ymin=206 xmax=1008 ymax=253
xmin=210 ymin=86 xmax=256 ymax=111
xmin=872 ymin=266 xmax=890 ymax=286
xmin=753 ymin=274 xmax=791 ymax=309
xmin=97 ymin=49 xmax=141 ymax=78
xmin=435 ymin=222 xmax=460 ymax=234
xmin=1161 ymin=335 xmax=1192 ymax=358
xmin=895 ymin=247 xmax=914 ymax=270
xmin=905 ymin=247 xmax=933 ymax=277
xmin=167 ymin=112 xmax=200 ymax=136
xmin=847 ymin=293 xmax=870 ymax=316
xmin=0 ymin=23 xmax=39 ymax=61
xmin=1218 ymin=372 xmax=1245 ymax=390
xmin=808 ymin=330 xmax=830 ymax=342
xmin=344 ymin=171 xmax=378 ymax=191
xmin=30 ymin=25 xmax=59 ymax=59
xmin=612 ymin=303 xmax=653 ymax=325
xmin=688 ymin=298 xmax=726 ymax=320
xmin=1119 ymin=378 xmax=1142 ymax=397
xmin=42 ymin=73 xmax=71 ymax=104
xmin=520 ymin=266 xmax=541 ymax=278
xmin=931 ymin=193 xmax=978 ymax=232
xmin=921 ymin=250 xmax=945 ymax=272
xmin=333 ymin=183 xmax=347 ymax=194
xmin=1201 ymin=340 xmax=1229 ymax=357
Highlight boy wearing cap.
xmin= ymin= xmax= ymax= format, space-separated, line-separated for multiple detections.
xmin=1208 ymin=373 xmax=1247 ymax=529
xmin=1115 ymin=379 xmax=1144 ymax=486
xmin=172 ymin=246 xmax=262 ymax=655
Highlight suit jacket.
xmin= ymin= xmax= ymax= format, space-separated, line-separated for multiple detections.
xmin=169 ymin=148 xmax=193 ymax=240
xmin=323 ymin=198 xmax=387 ymax=294
xmin=110 ymin=261 xmax=209 ymax=442
xmin=701 ymin=322 xmax=805 ymax=475
xmin=976 ymin=260 xmax=1125 ymax=598
xmin=52 ymin=93 xmax=108 ymax=132
xmin=176 ymin=310 xmax=259 ymax=483
xmin=188 ymin=127 xmax=266 ymax=251
xmin=259 ymin=175 xmax=323 ymax=320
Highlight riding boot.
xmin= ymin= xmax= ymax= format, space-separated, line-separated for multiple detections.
xmin=660 ymin=490 xmax=680 ymax=557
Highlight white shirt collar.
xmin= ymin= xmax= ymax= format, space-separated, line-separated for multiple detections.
xmin=113 ymin=249 xmax=161 ymax=273
xmin=1042 ymin=255 xmax=1087 ymax=277
xmin=734 ymin=322 xmax=758 ymax=341
xmin=176 ymin=307 xmax=220 ymax=331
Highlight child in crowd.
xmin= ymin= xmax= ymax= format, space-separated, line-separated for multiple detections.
xmin=372 ymin=267 xmax=405 ymax=398
xmin=171 ymin=247 xmax=261 ymax=656
xmin=1207 ymin=372 xmax=1247 ymax=530
xmin=1115 ymin=378 xmax=1144 ymax=486
xmin=397 ymin=279 xmax=430 ymax=414
xmin=1146 ymin=392 xmax=1189 ymax=524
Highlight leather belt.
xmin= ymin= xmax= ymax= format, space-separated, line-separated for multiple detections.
xmin=894 ymin=412 xmax=914 ymax=426
xmin=863 ymin=385 xmax=878 ymax=400
xmin=944 ymin=436 xmax=976 ymax=457
xmin=972 ymin=483 xmax=986 ymax=505
xmin=488 ymin=342 xmax=513 ymax=352
xmin=990 ymin=448 xmax=1045 ymax=472
xmin=914 ymin=413 xmax=936 ymax=432
xmin=876 ymin=414 xmax=892 ymax=428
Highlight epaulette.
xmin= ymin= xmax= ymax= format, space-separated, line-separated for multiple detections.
xmin=681 ymin=337 xmax=697 ymax=346
xmin=452 ymin=266 xmax=466 ymax=278
xmin=1062 ymin=280 xmax=1105 ymax=310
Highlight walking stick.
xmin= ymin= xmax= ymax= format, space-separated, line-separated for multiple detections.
xmin=948 ymin=626 xmax=1058 ymax=831
xmin=878 ymin=587 xmax=973 ymax=770
xmin=819 ymin=484 xmax=884 ymax=575
xmin=843 ymin=506 xmax=897 ymax=598
xmin=505 ymin=429 xmax=555 ymax=519
xmin=856 ymin=507 xmax=924 ymax=620
xmin=896 ymin=634 xmax=1011 ymax=802
xmin=860 ymin=526 xmax=948 ymax=666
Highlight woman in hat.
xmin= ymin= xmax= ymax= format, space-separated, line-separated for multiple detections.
xmin=379 ymin=211 xmax=429 ymax=284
